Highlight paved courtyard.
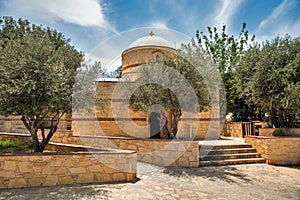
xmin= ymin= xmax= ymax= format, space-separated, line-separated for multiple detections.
xmin=1 ymin=162 xmax=299 ymax=200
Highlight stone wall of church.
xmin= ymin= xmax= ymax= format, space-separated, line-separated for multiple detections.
xmin=121 ymin=46 xmax=177 ymax=80
xmin=91 ymin=80 xmax=220 ymax=140
xmin=77 ymin=81 xmax=150 ymax=138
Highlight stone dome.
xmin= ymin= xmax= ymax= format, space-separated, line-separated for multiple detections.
xmin=128 ymin=32 xmax=174 ymax=49
xmin=121 ymin=32 xmax=177 ymax=81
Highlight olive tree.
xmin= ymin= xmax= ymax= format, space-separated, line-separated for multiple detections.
xmin=0 ymin=17 xmax=83 ymax=152
xmin=235 ymin=35 xmax=300 ymax=128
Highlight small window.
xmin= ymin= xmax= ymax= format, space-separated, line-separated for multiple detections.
xmin=155 ymin=55 xmax=160 ymax=62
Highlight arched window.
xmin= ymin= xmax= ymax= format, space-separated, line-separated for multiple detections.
xmin=155 ymin=55 xmax=161 ymax=62
xmin=153 ymin=50 xmax=163 ymax=62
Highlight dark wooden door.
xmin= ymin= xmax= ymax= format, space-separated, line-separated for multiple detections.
xmin=150 ymin=112 xmax=160 ymax=139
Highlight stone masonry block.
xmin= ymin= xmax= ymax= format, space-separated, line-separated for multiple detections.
xmin=8 ymin=178 xmax=27 ymax=188
xmin=43 ymin=175 xmax=58 ymax=186
xmin=112 ymin=173 xmax=126 ymax=181
xmin=76 ymin=173 xmax=93 ymax=184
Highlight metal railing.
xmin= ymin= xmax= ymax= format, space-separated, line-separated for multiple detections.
xmin=242 ymin=122 xmax=255 ymax=137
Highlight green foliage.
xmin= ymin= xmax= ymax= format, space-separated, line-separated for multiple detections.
xmin=196 ymin=23 xmax=255 ymax=76
xmin=0 ymin=140 xmax=20 ymax=148
xmin=196 ymin=23 xmax=256 ymax=121
xmin=272 ymin=128 xmax=286 ymax=136
xmin=0 ymin=139 xmax=33 ymax=153
xmin=114 ymin=66 xmax=122 ymax=78
xmin=73 ymin=61 xmax=105 ymax=113
xmin=0 ymin=16 xmax=83 ymax=152
xmin=236 ymin=35 xmax=300 ymax=128
xmin=103 ymin=66 xmax=122 ymax=78
xmin=128 ymin=57 xmax=210 ymax=114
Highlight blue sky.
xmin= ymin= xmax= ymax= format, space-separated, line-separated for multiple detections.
xmin=1 ymin=0 xmax=300 ymax=70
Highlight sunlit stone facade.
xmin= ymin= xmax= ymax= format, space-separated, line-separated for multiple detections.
xmin=89 ymin=32 xmax=219 ymax=140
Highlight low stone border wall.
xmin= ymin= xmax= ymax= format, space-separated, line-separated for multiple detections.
xmin=114 ymin=139 xmax=199 ymax=168
xmin=245 ymin=136 xmax=300 ymax=165
xmin=0 ymin=150 xmax=136 ymax=189
xmin=259 ymin=128 xmax=300 ymax=137
xmin=55 ymin=134 xmax=199 ymax=168
xmin=222 ymin=122 xmax=243 ymax=137
xmin=0 ymin=115 xmax=70 ymax=134
xmin=0 ymin=116 xmax=28 ymax=134
xmin=1 ymin=132 xmax=199 ymax=168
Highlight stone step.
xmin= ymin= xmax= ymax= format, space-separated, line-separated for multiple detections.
xmin=199 ymin=144 xmax=252 ymax=150
xmin=200 ymin=148 xmax=257 ymax=155
xmin=199 ymin=158 xmax=266 ymax=167
xmin=200 ymin=153 xmax=261 ymax=161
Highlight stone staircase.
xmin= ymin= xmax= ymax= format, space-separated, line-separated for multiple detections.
xmin=199 ymin=144 xmax=266 ymax=166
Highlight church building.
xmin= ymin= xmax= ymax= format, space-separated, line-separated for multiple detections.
xmin=74 ymin=32 xmax=219 ymax=140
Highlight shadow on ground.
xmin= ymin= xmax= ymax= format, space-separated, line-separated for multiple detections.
xmin=0 ymin=179 xmax=140 ymax=200
xmin=0 ymin=183 xmax=113 ymax=200
xmin=161 ymin=165 xmax=253 ymax=183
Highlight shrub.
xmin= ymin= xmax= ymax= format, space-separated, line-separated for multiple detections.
xmin=0 ymin=140 xmax=20 ymax=148
xmin=273 ymin=128 xmax=286 ymax=136
xmin=0 ymin=139 xmax=33 ymax=153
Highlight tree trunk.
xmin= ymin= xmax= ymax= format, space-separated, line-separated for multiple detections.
xmin=172 ymin=113 xmax=180 ymax=137
xmin=160 ymin=110 xmax=181 ymax=139
xmin=157 ymin=110 xmax=174 ymax=139
xmin=21 ymin=116 xmax=41 ymax=152
xmin=277 ymin=107 xmax=285 ymax=128
xmin=21 ymin=114 xmax=61 ymax=152
xmin=39 ymin=126 xmax=57 ymax=152
xmin=159 ymin=112 xmax=170 ymax=138
xmin=165 ymin=108 xmax=173 ymax=133
xmin=269 ymin=107 xmax=288 ymax=128
xmin=30 ymin=128 xmax=41 ymax=152
xmin=269 ymin=108 xmax=279 ymax=128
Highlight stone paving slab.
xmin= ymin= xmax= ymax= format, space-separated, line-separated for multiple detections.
xmin=1 ymin=162 xmax=299 ymax=200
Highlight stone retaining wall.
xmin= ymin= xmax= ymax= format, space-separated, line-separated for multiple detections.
xmin=245 ymin=136 xmax=300 ymax=165
xmin=48 ymin=131 xmax=199 ymax=167
xmin=1 ymin=132 xmax=199 ymax=168
xmin=259 ymin=128 xmax=300 ymax=137
xmin=0 ymin=116 xmax=28 ymax=134
xmin=0 ymin=150 xmax=136 ymax=189
xmin=222 ymin=122 xmax=243 ymax=137
xmin=0 ymin=115 xmax=70 ymax=134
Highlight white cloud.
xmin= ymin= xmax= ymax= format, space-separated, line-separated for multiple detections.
xmin=3 ymin=0 xmax=111 ymax=29
xmin=212 ymin=0 xmax=246 ymax=28
xmin=149 ymin=21 xmax=169 ymax=29
xmin=258 ymin=0 xmax=295 ymax=31
xmin=256 ymin=0 xmax=300 ymax=41
xmin=47 ymin=0 xmax=107 ymax=28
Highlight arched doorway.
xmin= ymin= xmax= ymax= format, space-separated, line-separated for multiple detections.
xmin=150 ymin=112 xmax=161 ymax=138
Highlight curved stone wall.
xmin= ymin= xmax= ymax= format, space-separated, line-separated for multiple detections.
xmin=0 ymin=150 xmax=136 ymax=189
xmin=121 ymin=46 xmax=176 ymax=80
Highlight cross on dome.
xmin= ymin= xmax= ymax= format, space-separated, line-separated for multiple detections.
xmin=149 ymin=31 xmax=155 ymax=36
xmin=127 ymin=32 xmax=174 ymax=49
